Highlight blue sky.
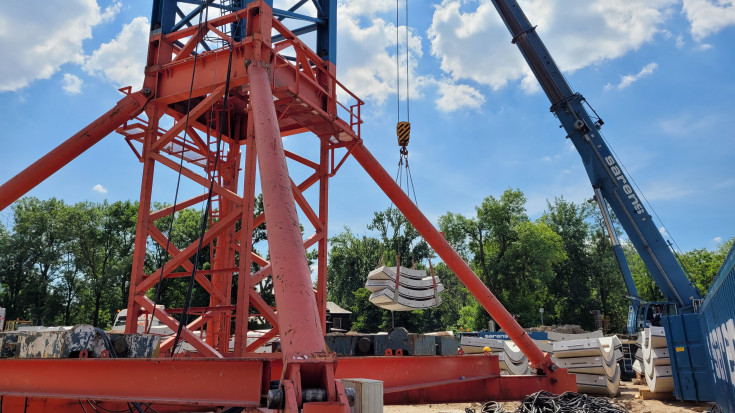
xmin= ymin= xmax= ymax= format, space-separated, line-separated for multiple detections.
xmin=0 ymin=0 xmax=733 ymax=253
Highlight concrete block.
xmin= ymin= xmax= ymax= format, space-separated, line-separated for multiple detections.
xmin=342 ymin=379 xmax=383 ymax=413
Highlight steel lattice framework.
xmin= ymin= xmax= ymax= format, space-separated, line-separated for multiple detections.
xmin=0 ymin=1 xmax=576 ymax=411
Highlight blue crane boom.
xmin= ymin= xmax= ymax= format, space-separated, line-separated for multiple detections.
xmin=489 ymin=0 xmax=702 ymax=313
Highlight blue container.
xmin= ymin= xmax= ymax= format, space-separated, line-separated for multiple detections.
xmin=662 ymin=313 xmax=715 ymax=401
xmin=697 ymin=244 xmax=735 ymax=411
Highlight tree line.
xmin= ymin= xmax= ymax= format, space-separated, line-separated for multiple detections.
xmin=0 ymin=191 xmax=731 ymax=333
xmin=327 ymin=189 xmax=733 ymax=334
xmin=0 ymin=198 xmax=219 ymax=328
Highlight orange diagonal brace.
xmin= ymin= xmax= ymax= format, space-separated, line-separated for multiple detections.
xmin=351 ymin=140 xmax=559 ymax=374
xmin=249 ymin=290 xmax=278 ymax=329
xmin=147 ymin=223 xmax=228 ymax=303
xmin=152 ymin=86 xmax=225 ymax=152
xmin=172 ymin=26 xmax=210 ymax=62
xmin=136 ymin=296 xmax=221 ymax=358
xmin=138 ymin=207 xmax=243 ymax=292
xmin=291 ymin=178 xmax=323 ymax=231
xmin=160 ymin=313 xmax=211 ymax=353
xmin=151 ymin=153 xmax=243 ymax=204
xmin=246 ymin=328 xmax=279 ymax=352
xmin=0 ymin=90 xmax=149 ymax=211
xmin=149 ymin=193 xmax=209 ymax=221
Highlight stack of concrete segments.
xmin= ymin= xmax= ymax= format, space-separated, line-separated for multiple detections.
xmin=366 ymin=266 xmax=443 ymax=311
xmin=552 ymin=336 xmax=622 ymax=396
xmin=458 ymin=336 xmax=531 ymax=375
xmin=639 ymin=326 xmax=674 ymax=392
xmin=547 ymin=330 xmax=604 ymax=342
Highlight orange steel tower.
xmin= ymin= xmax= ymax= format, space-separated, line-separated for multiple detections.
xmin=0 ymin=1 xmax=575 ymax=411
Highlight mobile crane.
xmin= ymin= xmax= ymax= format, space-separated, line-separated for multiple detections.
xmin=489 ymin=0 xmax=735 ymax=408
xmin=489 ymin=0 xmax=702 ymax=334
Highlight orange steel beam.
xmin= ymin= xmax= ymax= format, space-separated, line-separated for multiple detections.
xmin=0 ymin=90 xmax=150 ymax=211
xmin=350 ymin=141 xmax=564 ymax=377
xmin=149 ymin=193 xmax=209 ymax=221
xmin=249 ymin=58 xmax=326 ymax=358
xmin=0 ymin=356 xmax=572 ymax=409
xmin=0 ymin=358 xmax=264 ymax=407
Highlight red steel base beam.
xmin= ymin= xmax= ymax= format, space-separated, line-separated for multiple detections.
xmin=0 ymin=355 xmax=574 ymax=410
xmin=0 ymin=90 xmax=150 ymax=211
xmin=0 ymin=358 xmax=265 ymax=407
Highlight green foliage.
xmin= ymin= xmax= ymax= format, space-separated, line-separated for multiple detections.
xmin=539 ymin=197 xmax=595 ymax=329
xmin=678 ymin=237 xmax=734 ymax=295
xmin=326 ymin=228 xmax=383 ymax=310
xmin=1 ymin=192 xmax=730 ymax=337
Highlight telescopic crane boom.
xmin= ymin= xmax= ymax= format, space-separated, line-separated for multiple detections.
xmin=489 ymin=0 xmax=702 ymax=320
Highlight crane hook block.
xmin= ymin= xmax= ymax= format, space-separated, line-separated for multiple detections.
xmin=397 ymin=121 xmax=411 ymax=147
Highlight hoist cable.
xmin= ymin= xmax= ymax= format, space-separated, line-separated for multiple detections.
xmin=171 ymin=39 xmax=235 ymax=355
xmin=148 ymin=0 xmax=209 ymax=335
xmin=396 ymin=0 xmax=400 ymax=123
xmin=405 ymin=0 xmax=410 ymax=122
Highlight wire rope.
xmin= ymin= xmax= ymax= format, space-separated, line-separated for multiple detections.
xmin=171 ymin=39 xmax=235 ymax=355
xmin=475 ymin=391 xmax=628 ymax=413
xmin=405 ymin=0 xmax=410 ymax=122
xmin=148 ymin=0 xmax=210 ymax=335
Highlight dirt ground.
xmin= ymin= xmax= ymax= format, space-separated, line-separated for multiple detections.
xmin=384 ymin=382 xmax=715 ymax=412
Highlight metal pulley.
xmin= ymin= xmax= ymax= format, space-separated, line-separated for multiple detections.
xmin=397 ymin=121 xmax=410 ymax=147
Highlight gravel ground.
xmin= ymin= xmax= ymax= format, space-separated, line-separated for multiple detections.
xmin=384 ymin=382 xmax=715 ymax=412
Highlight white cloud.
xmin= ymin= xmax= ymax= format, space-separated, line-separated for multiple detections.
xmin=714 ymin=236 xmax=723 ymax=243
xmin=683 ymin=0 xmax=735 ymax=41
xmin=675 ymin=35 xmax=685 ymax=48
xmin=659 ymin=226 xmax=669 ymax=236
xmin=0 ymin=0 xmax=121 ymax=92
xmin=93 ymin=184 xmax=108 ymax=194
xmin=84 ymin=17 xmax=149 ymax=90
xmin=435 ymin=81 xmax=485 ymax=112
xmin=62 ymin=74 xmax=83 ymax=95
xmin=428 ymin=0 xmax=676 ymax=93
xmin=336 ymin=3 xmax=426 ymax=105
xmin=604 ymin=63 xmax=658 ymax=91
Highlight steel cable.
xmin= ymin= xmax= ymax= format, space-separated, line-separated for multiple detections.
xmin=473 ymin=391 xmax=628 ymax=413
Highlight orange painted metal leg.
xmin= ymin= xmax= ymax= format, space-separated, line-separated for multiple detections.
xmin=0 ymin=90 xmax=150 ymax=211
xmin=350 ymin=141 xmax=560 ymax=375
xmin=248 ymin=61 xmax=325 ymax=358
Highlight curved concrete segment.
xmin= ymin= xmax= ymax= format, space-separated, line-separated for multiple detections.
xmin=368 ymin=289 xmax=442 ymax=311
xmin=547 ymin=330 xmax=604 ymax=341
xmin=553 ymin=338 xmax=610 ymax=359
xmin=368 ymin=266 xmax=433 ymax=281
xmin=365 ymin=280 xmax=445 ymax=298
xmin=639 ymin=327 xmax=674 ymax=393
xmin=575 ymin=364 xmax=621 ymax=397
xmin=366 ymin=266 xmax=444 ymax=311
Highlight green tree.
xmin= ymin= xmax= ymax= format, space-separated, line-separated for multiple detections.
xmin=540 ymin=197 xmax=595 ymax=329
xmin=439 ymin=189 xmax=566 ymax=328
xmin=72 ymin=201 xmax=137 ymax=327
xmin=679 ymin=237 xmax=734 ymax=295
xmin=326 ymin=228 xmax=383 ymax=310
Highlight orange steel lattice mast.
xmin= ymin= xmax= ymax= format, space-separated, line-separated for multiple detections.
xmin=0 ymin=1 xmax=575 ymax=411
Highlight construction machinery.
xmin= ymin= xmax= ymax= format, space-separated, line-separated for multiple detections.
xmin=490 ymin=0 xmax=734 ymax=409
xmin=0 ymin=1 xmax=576 ymax=411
